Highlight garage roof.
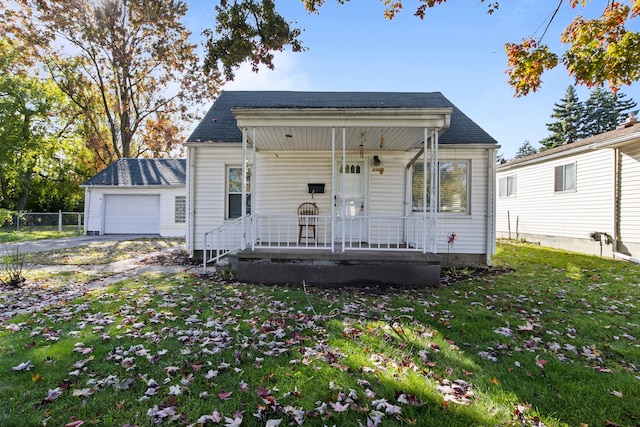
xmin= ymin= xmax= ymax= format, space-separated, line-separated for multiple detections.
xmin=81 ymin=158 xmax=186 ymax=187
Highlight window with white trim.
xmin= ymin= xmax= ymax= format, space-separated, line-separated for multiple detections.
xmin=499 ymin=175 xmax=516 ymax=198
xmin=554 ymin=162 xmax=576 ymax=192
xmin=174 ymin=196 xmax=186 ymax=223
xmin=412 ymin=161 xmax=469 ymax=213
xmin=227 ymin=166 xmax=251 ymax=219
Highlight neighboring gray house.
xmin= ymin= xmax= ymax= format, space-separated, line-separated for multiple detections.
xmin=81 ymin=158 xmax=186 ymax=237
xmin=496 ymin=116 xmax=640 ymax=260
xmin=186 ymin=91 xmax=499 ymax=286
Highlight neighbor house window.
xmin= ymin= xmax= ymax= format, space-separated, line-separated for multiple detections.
xmin=412 ymin=161 xmax=469 ymax=213
xmin=227 ymin=166 xmax=251 ymax=219
xmin=175 ymin=196 xmax=186 ymax=223
xmin=554 ymin=162 xmax=576 ymax=192
xmin=499 ymin=175 xmax=516 ymax=198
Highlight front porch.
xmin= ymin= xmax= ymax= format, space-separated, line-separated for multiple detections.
xmin=203 ymin=213 xmax=441 ymax=286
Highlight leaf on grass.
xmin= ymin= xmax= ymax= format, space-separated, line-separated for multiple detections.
xmin=535 ymin=355 xmax=548 ymax=369
xmin=224 ymin=416 xmax=243 ymax=427
xmin=256 ymin=386 xmax=271 ymax=397
xmin=197 ymin=410 xmax=222 ymax=424
xmin=330 ymin=401 xmax=350 ymax=412
xmin=518 ymin=322 xmax=535 ymax=331
xmin=12 ymin=360 xmax=33 ymax=371
xmin=610 ymin=390 xmax=623 ymax=398
xmin=72 ymin=388 xmax=94 ymax=397
xmin=64 ymin=418 xmax=84 ymax=427
xmin=43 ymin=387 xmax=63 ymax=403
xmin=218 ymin=390 xmax=233 ymax=400
xmin=32 ymin=373 xmax=42 ymax=382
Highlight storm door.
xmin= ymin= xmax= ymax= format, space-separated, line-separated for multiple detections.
xmin=336 ymin=161 xmax=367 ymax=243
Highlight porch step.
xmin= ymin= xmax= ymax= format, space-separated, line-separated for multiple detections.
xmin=236 ymin=249 xmax=441 ymax=287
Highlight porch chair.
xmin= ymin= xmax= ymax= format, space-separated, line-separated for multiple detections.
xmin=297 ymin=202 xmax=319 ymax=244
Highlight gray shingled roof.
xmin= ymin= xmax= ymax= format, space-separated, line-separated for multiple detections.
xmin=498 ymin=121 xmax=640 ymax=169
xmin=81 ymin=158 xmax=186 ymax=187
xmin=187 ymin=91 xmax=497 ymax=145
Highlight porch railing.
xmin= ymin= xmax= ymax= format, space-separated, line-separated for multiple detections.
xmin=203 ymin=214 xmax=433 ymax=271
xmin=203 ymin=216 xmax=249 ymax=273
xmin=253 ymin=214 xmax=429 ymax=251
xmin=253 ymin=214 xmax=332 ymax=249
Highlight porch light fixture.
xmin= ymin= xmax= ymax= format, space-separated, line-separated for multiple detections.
xmin=380 ymin=129 xmax=385 ymax=149
xmin=359 ymin=141 xmax=364 ymax=158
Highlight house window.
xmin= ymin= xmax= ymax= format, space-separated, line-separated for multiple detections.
xmin=554 ymin=162 xmax=576 ymax=192
xmin=175 ymin=196 xmax=186 ymax=223
xmin=412 ymin=161 xmax=469 ymax=213
xmin=227 ymin=166 xmax=251 ymax=219
xmin=499 ymin=175 xmax=516 ymax=198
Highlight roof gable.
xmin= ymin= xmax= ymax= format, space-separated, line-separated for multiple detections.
xmin=82 ymin=158 xmax=186 ymax=187
xmin=187 ymin=91 xmax=497 ymax=145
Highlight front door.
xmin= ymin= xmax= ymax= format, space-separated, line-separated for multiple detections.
xmin=336 ymin=161 xmax=367 ymax=242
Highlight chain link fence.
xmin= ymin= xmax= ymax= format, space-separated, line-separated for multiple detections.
xmin=0 ymin=211 xmax=83 ymax=232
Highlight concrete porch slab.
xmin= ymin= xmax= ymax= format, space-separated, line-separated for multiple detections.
xmin=236 ymin=249 xmax=441 ymax=287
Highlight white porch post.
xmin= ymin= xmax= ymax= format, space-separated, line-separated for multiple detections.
xmin=251 ymin=128 xmax=257 ymax=250
xmin=430 ymin=128 xmax=439 ymax=253
xmin=241 ymin=128 xmax=247 ymax=250
xmin=422 ymin=128 xmax=429 ymax=253
xmin=331 ymin=127 xmax=336 ymax=253
xmin=341 ymin=127 xmax=347 ymax=253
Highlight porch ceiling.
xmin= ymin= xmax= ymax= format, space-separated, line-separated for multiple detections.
xmin=233 ymin=107 xmax=452 ymax=151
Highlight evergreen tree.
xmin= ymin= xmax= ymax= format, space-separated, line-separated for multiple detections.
xmin=582 ymin=88 xmax=638 ymax=136
xmin=539 ymin=85 xmax=584 ymax=151
xmin=514 ymin=141 xmax=538 ymax=159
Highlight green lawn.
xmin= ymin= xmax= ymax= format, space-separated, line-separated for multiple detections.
xmin=0 ymin=241 xmax=638 ymax=426
xmin=0 ymin=230 xmax=82 ymax=244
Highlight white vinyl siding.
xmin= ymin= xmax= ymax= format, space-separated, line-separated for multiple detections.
xmin=496 ymin=149 xmax=614 ymax=240
xmin=84 ymin=187 xmax=186 ymax=237
xmin=189 ymin=144 xmax=493 ymax=256
xmin=619 ymin=143 xmax=640 ymax=246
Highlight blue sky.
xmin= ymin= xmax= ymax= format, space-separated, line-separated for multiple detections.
xmin=185 ymin=1 xmax=640 ymax=159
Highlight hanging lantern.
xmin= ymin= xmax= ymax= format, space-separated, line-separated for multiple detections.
xmin=380 ymin=129 xmax=385 ymax=149
xmin=359 ymin=142 xmax=364 ymax=158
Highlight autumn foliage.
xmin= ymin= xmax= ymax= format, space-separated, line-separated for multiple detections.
xmin=303 ymin=0 xmax=640 ymax=96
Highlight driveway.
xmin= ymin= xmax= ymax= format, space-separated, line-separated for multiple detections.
xmin=0 ymin=234 xmax=164 ymax=254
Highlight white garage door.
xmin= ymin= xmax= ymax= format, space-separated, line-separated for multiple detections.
xmin=104 ymin=194 xmax=160 ymax=234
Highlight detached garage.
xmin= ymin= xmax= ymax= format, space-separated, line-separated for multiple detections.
xmin=81 ymin=158 xmax=186 ymax=237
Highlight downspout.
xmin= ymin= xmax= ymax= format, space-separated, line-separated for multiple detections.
xmin=187 ymin=145 xmax=196 ymax=256
xmin=486 ymin=147 xmax=497 ymax=264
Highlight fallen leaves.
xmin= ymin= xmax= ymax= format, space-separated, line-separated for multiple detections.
xmin=12 ymin=360 xmax=33 ymax=371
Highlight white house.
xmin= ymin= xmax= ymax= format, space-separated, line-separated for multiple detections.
xmin=496 ymin=116 xmax=640 ymax=260
xmin=81 ymin=158 xmax=186 ymax=237
xmin=186 ymin=91 xmax=499 ymax=286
